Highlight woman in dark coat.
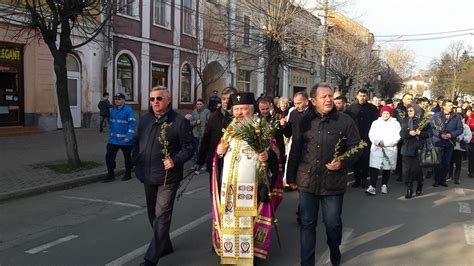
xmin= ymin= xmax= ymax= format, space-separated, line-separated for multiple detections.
xmin=400 ymin=105 xmax=430 ymax=198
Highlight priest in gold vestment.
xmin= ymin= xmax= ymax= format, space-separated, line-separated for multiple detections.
xmin=211 ymin=92 xmax=283 ymax=265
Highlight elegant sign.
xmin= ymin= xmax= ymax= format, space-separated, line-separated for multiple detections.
xmin=0 ymin=47 xmax=21 ymax=61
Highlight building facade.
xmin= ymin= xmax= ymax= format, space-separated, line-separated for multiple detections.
xmin=108 ymin=0 xmax=202 ymax=113
xmin=0 ymin=21 xmax=105 ymax=131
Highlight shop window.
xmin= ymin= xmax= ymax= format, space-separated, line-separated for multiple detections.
xmin=151 ymin=63 xmax=169 ymax=88
xmin=116 ymin=54 xmax=134 ymax=101
xmin=180 ymin=64 xmax=192 ymax=103
xmin=155 ymin=0 xmax=171 ymax=27
xmin=237 ymin=69 xmax=251 ymax=92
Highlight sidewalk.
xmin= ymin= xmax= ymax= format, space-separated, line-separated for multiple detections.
xmin=0 ymin=128 xmax=125 ymax=202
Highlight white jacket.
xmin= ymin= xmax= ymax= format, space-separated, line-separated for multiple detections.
xmin=454 ymin=123 xmax=472 ymax=151
xmin=368 ymin=117 xmax=401 ymax=170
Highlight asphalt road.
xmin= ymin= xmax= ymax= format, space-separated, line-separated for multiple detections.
xmin=1 ymin=171 xmax=473 ymax=266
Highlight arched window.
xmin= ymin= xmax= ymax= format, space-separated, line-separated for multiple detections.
xmin=116 ymin=54 xmax=134 ymax=101
xmin=180 ymin=64 xmax=192 ymax=103
xmin=66 ymin=54 xmax=80 ymax=72
xmin=66 ymin=54 xmax=80 ymax=106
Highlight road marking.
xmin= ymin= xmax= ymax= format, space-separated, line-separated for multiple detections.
xmin=115 ymin=209 xmax=147 ymax=221
xmin=464 ymin=224 xmax=474 ymax=245
xmin=25 ymin=235 xmax=79 ymax=254
xmin=182 ymin=187 xmax=206 ymax=196
xmin=455 ymin=188 xmax=466 ymax=196
xmin=458 ymin=202 xmax=472 ymax=214
xmin=316 ymin=227 xmax=354 ymax=265
xmin=62 ymin=196 xmax=142 ymax=209
xmin=105 ymin=213 xmax=211 ymax=266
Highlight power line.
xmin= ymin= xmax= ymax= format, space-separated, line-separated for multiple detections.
xmin=374 ymin=28 xmax=474 ymax=38
xmin=377 ymin=32 xmax=474 ymax=43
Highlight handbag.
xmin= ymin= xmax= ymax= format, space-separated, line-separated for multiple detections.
xmin=418 ymin=137 xmax=441 ymax=168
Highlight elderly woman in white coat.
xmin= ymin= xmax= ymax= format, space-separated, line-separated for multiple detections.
xmin=366 ymin=105 xmax=401 ymax=195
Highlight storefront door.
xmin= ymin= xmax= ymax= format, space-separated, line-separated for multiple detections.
xmin=0 ymin=44 xmax=23 ymax=127
xmin=57 ymin=55 xmax=81 ymax=128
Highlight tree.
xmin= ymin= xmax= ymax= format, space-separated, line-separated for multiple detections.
xmin=458 ymin=58 xmax=474 ymax=96
xmin=430 ymin=41 xmax=472 ymax=99
xmin=378 ymin=60 xmax=401 ymax=98
xmin=0 ymin=1 xmax=114 ymax=166
xmin=381 ymin=44 xmax=415 ymax=80
xmin=233 ymin=0 xmax=320 ymax=96
xmin=325 ymin=23 xmax=380 ymax=96
xmin=184 ymin=1 xmax=233 ymax=102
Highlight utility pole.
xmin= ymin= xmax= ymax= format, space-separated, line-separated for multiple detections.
xmin=320 ymin=0 xmax=329 ymax=82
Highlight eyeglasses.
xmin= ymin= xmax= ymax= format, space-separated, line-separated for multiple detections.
xmin=408 ymin=110 xmax=415 ymax=112
xmin=150 ymin=96 xmax=164 ymax=102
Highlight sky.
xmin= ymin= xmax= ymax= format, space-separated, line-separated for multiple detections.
xmin=306 ymin=0 xmax=474 ymax=73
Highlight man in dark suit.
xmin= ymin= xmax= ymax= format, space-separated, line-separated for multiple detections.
xmin=346 ymin=88 xmax=379 ymax=188
xmin=135 ymin=86 xmax=194 ymax=266
xmin=194 ymin=87 xmax=238 ymax=192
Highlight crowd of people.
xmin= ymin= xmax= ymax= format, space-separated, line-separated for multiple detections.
xmin=98 ymin=84 xmax=474 ymax=266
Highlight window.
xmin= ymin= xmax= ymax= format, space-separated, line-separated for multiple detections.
xmin=155 ymin=0 xmax=171 ymax=27
xmin=151 ymin=64 xmax=169 ymax=88
xmin=183 ymin=0 xmax=195 ymax=35
xmin=118 ymin=0 xmax=139 ymax=18
xmin=243 ymin=15 xmax=250 ymax=45
xmin=180 ymin=64 xmax=192 ymax=103
xmin=237 ymin=70 xmax=251 ymax=92
xmin=116 ymin=54 xmax=134 ymax=101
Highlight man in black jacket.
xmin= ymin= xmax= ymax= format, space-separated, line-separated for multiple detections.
xmin=281 ymin=91 xmax=311 ymax=139
xmin=287 ymin=83 xmax=362 ymax=266
xmin=194 ymin=87 xmax=237 ymax=193
xmin=346 ymin=88 xmax=379 ymax=188
xmin=135 ymin=86 xmax=194 ymax=266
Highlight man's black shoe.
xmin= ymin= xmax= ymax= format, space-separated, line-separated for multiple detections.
xmin=102 ymin=177 xmax=115 ymax=183
xmin=160 ymin=245 xmax=174 ymax=257
xmin=139 ymin=259 xmax=156 ymax=266
xmin=454 ymin=179 xmax=460 ymax=184
xmin=432 ymin=182 xmax=439 ymax=187
xmin=440 ymin=182 xmax=448 ymax=187
xmin=121 ymin=174 xmax=132 ymax=181
xmin=330 ymin=246 xmax=341 ymax=266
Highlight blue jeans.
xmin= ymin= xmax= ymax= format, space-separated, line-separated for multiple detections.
xmin=299 ymin=191 xmax=344 ymax=266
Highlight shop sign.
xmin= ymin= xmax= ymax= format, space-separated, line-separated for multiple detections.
xmin=0 ymin=47 xmax=21 ymax=61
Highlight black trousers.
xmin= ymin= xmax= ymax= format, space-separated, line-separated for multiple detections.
xmin=144 ymin=182 xmax=179 ymax=264
xmin=434 ymin=146 xmax=454 ymax=184
xmin=105 ymin=144 xmax=133 ymax=176
xmin=469 ymin=144 xmax=474 ymax=175
xmin=403 ymin=156 xmax=423 ymax=184
xmin=369 ymin=167 xmax=391 ymax=187
xmin=395 ymin=141 xmax=403 ymax=177
xmin=449 ymin=150 xmax=464 ymax=179
xmin=353 ymin=145 xmax=370 ymax=183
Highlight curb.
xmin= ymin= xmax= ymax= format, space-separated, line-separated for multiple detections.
xmin=0 ymin=169 xmax=125 ymax=203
